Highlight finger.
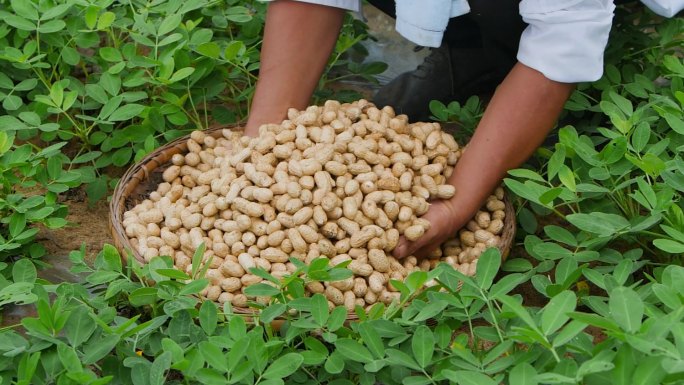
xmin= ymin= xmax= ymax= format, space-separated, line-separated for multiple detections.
xmin=393 ymin=235 xmax=430 ymax=259
xmin=392 ymin=236 xmax=411 ymax=259
xmin=413 ymin=239 xmax=442 ymax=259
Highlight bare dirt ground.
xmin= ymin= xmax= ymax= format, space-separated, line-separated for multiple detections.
xmin=37 ymin=190 xmax=113 ymax=279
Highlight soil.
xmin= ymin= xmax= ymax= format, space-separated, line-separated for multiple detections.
xmin=38 ymin=189 xmax=113 ymax=269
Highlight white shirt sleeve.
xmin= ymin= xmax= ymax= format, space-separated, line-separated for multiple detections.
xmin=394 ymin=0 xmax=470 ymax=47
xmin=261 ymin=0 xmax=361 ymax=12
xmin=516 ymin=0 xmax=615 ymax=83
xmin=641 ymin=0 xmax=684 ymax=17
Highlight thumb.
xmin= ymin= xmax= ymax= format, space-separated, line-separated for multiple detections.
xmin=392 ymin=235 xmax=421 ymax=260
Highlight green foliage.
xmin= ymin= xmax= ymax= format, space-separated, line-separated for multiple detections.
xmin=314 ymin=14 xmax=387 ymax=103
xmin=2 ymin=246 xmax=684 ymax=384
xmin=0 ymin=128 xmax=78 ymax=269
xmin=504 ymin=13 xmax=684 ymax=267
xmin=429 ymin=96 xmax=484 ymax=140
xmin=0 ymin=0 xmax=269 ymax=202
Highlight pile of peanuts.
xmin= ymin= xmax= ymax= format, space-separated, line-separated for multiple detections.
xmin=123 ymin=100 xmax=506 ymax=311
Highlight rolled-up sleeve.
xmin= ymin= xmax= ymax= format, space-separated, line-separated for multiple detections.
xmin=516 ymin=0 xmax=615 ymax=83
xmin=641 ymin=0 xmax=684 ymax=17
xmin=261 ymin=0 xmax=362 ymax=12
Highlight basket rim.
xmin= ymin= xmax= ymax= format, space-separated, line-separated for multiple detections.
xmin=109 ymin=124 xmax=517 ymax=316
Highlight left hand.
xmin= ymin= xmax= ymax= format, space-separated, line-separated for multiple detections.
xmin=391 ymin=198 xmax=468 ymax=260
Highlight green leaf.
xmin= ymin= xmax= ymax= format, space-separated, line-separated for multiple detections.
xmin=405 ymin=270 xmax=428 ymax=293
xmin=609 ymin=287 xmax=643 ymax=333
xmin=261 ymin=303 xmax=286 ymax=323
xmin=402 ymin=376 xmax=432 ymax=385
xmin=552 ymin=320 xmax=587 ymax=347
xmin=578 ymin=359 xmax=614 ymax=379
xmin=191 ymin=242 xmax=206 ymax=278
xmin=508 ymin=168 xmax=546 ymax=182
xmin=475 ymin=248 xmax=500 ymax=290
xmin=224 ymin=40 xmax=245 ymax=60
xmin=57 ymin=343 xmax=82 ymax=373
xmin=72 ymin=151 xmax=102 ymax=164
xmin=541 ymin=291 xmax=576 ymax=336
xmin=544 ymin=225 xmax=577 ymax=246
xmin=12 ymin=259 xmax=36 ymax=283
xmin=359 ymin=322 xmax=385 ymax=359
xmin=442 ymin=370 xmax=497 ymax=385
xmin=102 ymin=243 xmax=122 ymax=272
xmin=65 ymin=307 xmax=97 ymax=347
xmin=535 ymin=372 xmax=576 ymax=384
xmin=498 ymin=295 xmax=539 ymax=332
xmin=532 ymin=242 xmax=573 ymax=260
xmin=489 ymin=273 xmax=525 ymax=299
xmin=41 ymin=4 xmax=71 ymax=20
xmin=412 ymin=325 xmax=434 ymax=368
xmin=311 ymin=293 xmax=329 ymax=326
xmin=5 ymin=15 xmax=36 ymax=30
xmin=0 ymin=131 xmax=11 ymax=154
xmin=99 ymin=47 xmax=122 ymax=62
xmin=169 ymin=67 xmax=195 ymax=83
xmin=11 ymin=0 xmax=39 ymax=20
xmin=158 ymin=14 xmax=182 ymax=35
xmin=84 ymin=6 xmax=98 ymax=29
xmin=664 ymin=113 xmax=684 ymax=135
xmin=653 ymin=239 xmax=684 ymax=253
xmin=200 ymin=341 xmax=228 ymax=372
xmin=97 ymin=11 xmax=115 ymax=30
xmin=9 ymin=214 xmax=26 ymax=238
xmin=229 ymin=316 xmax=246 ymax=341
xmin=108 ymin=104 xmax=145 ymax=121
xmin=197 ymin=42 xmax=220 ymax=59
xmin=199 ymin=300 xmax=217 ymax=335
xmin=632 ymin=356 xmax=666 ymax=385
xmin=568 ymin=312 xmax=619 ymax=332
xmin=324 ymin=351 xmax=345 ymax=374
xmin=179 ymin=278 xmax=209 ymax=295
xmin=38 ymin=19 xmax=66 ymax=33
xmin=335 ymin=339 xmax=373 ymax=363
xmin=244 ymin=283 xmax=280 ymax=297
xmin=611 ymin=344 xmax=636 ymax=385
xmin=82 ymin=336 xmax=119 ymax=364
xmin=631 ymin=122 xmax=650 ymax=153
xmin=263 ymin=353 xmax=303 ymax=379
xmin=327 ymin=306 xmax=347 ymax=331
xmin=509 ymin=363 xmax=538 ymax=385
xmin=3 ymin=95 xmax=22 ymax=110
xmin=385 ymin=349 xmax=421 ymax=371
xmin=149 ymin=351 xmax=172 ymax=385
xmin=626 ymin=153 xmax=666 ymax=177
xmin=652 ymin=283 xmax=682 ymax=310
xmin=154 ymin=268 xmax=188 ymax=280
xmin=558 ymin=165 xmax=576 ymax=192
xmin=566 ymin=212 xmax=630 ymax=236
xmin=129 ymin=287 xmax=158 ymax=306
xmin=100 ymin=72 xmax=121 ymax=96
xmin=47 ymin=155 xmax=62 ymax=179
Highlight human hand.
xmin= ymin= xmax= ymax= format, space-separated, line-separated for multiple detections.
xmin=392 ymin=198 xmax=468 ymax=260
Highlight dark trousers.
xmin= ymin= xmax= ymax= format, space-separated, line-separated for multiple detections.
xmin=367 ymin=0 xmax=526 ymax=79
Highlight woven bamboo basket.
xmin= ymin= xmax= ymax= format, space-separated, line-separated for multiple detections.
xmin=110 ymin=124 xmax=516 ymax=319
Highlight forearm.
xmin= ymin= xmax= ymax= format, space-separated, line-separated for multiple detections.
xmin=245 ymin=1 xmax=345 ymax=136
xmin=447 ymin=62 xmax=575 ymax=223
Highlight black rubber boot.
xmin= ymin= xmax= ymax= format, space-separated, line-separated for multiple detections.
xmin=372 ymin=44 xmax=501 ymax=121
